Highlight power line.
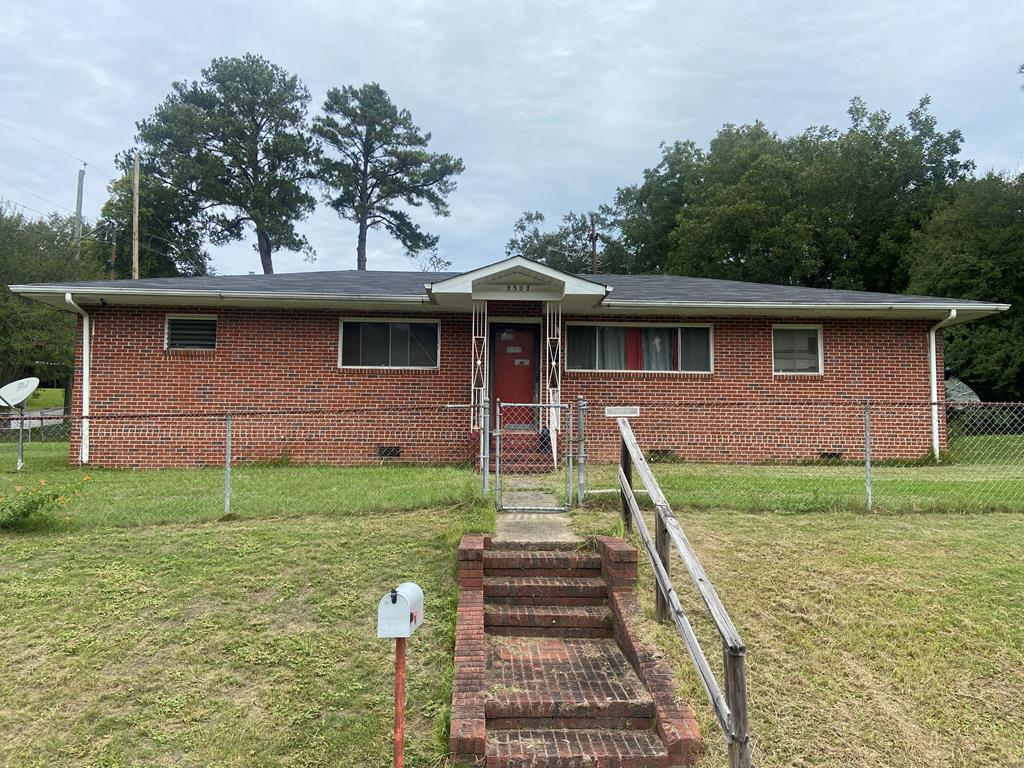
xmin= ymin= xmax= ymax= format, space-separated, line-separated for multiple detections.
xmin=0 ymin=176 xmax=74 ymax=213
xmin=0 ymin=119 xmax=115 ymax=179
xmin=3 ymin=199 xmax=53 ymax=218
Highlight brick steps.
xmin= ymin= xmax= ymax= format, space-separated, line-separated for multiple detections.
xmin=452 ymin=534 xmax=701 ymax=768
xmin=485 ymin=605 xmax=613 ymax=637
xmin=485 ymin=728 xmax=670 ymax=768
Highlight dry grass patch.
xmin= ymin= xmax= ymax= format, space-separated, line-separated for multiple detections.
xmin=573 ymin=503 xmax=1024 ymax=767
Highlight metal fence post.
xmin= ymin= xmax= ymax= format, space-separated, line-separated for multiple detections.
xmin=224 ymin=413 xmax=233 ymax=516
xmin=864 ymin=399 xmax=873 ymax=511
xmin=494 ymin=400 xmax=502 ymax=510
xmin=576 ymin=396 xmax=585 ymax=505
xmin=566 ymin=404 xmax=574 ymax=508
xmin=481 ymin=399 xmax=490 ymax=494
xmin=17 ymin=404 xmax=25 ymax=471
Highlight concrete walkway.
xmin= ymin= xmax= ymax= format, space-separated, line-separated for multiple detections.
xmin=494 ymin=511 xmax=581 ymax=547
xmin=499 ymin=474 xmax=565 ymax=513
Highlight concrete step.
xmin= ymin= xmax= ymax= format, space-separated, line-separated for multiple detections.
xmin=484 ymin=550 xmax=602 ymax=578
xmin=485 ymin=604 xmax=613 ymax=637
xmin=484 ymin=576 xmax=608 ymax=606
xmin=484 ymin=636 xmax=656 ymax=725
xmin=485 ymin=728 xmax=670 ymax=768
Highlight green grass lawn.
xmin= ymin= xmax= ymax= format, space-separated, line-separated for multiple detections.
xmin=21 ymin=387 xmax=65 ymax=411
xmin=577 ymin=433 xmax=1024 ymax=513
xmin=1 ymin=442 xmax=481 ymax=530
xmin=573 ymin=501 xmax=1024 ymax=768
xmin=0 ymin=460 xmax=492 ymax=767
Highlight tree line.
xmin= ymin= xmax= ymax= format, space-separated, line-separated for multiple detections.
xmin=509 ymin=97 xmax=1023 ymax=402
xmin=2 ymin=56 xmax=1021 ymax=402
xmin=102 ymin=53 xmax=465 ymax=277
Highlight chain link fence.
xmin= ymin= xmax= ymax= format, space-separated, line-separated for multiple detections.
xmin=1 ymin=406 xmax=482 ymax=523
xmin=3 ymin=400 xmax=1024 ymax=517
xmin=579 ymin=400 xmax=1024 ymax=513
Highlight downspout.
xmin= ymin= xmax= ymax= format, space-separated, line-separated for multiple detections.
xmin=929 ymin=309 xmax=957 ymax=462
xmin=64 ymin=293 xmax=90 ymax=464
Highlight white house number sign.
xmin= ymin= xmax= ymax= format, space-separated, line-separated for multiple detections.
xmin=502 ymin=284 xmax=532 ymax=293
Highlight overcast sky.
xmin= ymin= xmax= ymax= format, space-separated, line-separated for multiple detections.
xmin=2 ymin=0 xmax=1022 ymax=277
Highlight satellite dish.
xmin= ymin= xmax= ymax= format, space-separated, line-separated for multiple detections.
xmin=0 ymin=377 xmax=40 ymax=408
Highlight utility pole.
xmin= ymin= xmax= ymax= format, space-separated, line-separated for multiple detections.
xmin=74 ymin=166 xmax=86 ymax=259
xmin=589 ymin=213 xmax=598 ymax=274
xmin=108 ymin=222 xmax=118 ymax=280
xmin=131 ymin=152 xmax=140 ymax=279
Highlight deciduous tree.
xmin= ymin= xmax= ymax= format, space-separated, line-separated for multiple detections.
xmin=0 ymin=204 xmax=102 ymax=388
xmin=909 ymin=173 xmax=1024 ymax=400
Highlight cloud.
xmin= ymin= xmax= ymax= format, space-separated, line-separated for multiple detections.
xmin=1 ymin=0 xmax=1022 ymax=276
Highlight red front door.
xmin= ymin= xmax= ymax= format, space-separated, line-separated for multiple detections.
xmin=493 ymin=326 xmax=537 ymax=426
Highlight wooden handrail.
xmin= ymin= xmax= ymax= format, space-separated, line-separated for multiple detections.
xmin=616 ymin=417 xmax=751 ymax=768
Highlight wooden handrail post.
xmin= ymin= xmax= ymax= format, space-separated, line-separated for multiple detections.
xmin=620 ymin=436 xmax=633 ymax=532
xmin=654 ymin=504 xmax=670 ymax=623
xmin=724 ymin=643 xmax=751 ymax=768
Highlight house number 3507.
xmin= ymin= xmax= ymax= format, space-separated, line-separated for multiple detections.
xmin=504 ymin=284 xmax=531 ymax=292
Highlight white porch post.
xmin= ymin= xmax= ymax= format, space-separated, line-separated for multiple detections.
xmin=544 ymin=301 xmax=563 ymax=465
xmin=471 ymin=299 xmax=488 ymax=431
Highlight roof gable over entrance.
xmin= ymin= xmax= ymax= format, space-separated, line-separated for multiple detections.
xmin=426 ymin=256 xmax=608 ymax=309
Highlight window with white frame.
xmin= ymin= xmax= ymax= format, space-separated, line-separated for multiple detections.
xmin=772 ymin=325 xmax=822 ymax=374
xmin=566 ymin=324 xmax=712 ymax=372
xmin=166 ymin=316 xmax=217 ymax=350
xmin=339 ymin=320 xmax=439 ymax=368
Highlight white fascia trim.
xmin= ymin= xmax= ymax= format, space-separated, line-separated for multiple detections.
xmin=603 ymin=299 xmax=1010 ymax=312
xmin=426 ymin=256 xmax=608 ymax=295
xmin=10 ymin=285 xmax=429 ymax=304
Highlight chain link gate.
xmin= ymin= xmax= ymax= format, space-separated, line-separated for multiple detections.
xmin=493 ymin=401 xmax=577 ymax=512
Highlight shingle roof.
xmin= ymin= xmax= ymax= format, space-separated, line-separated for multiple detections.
xmin=588 ymin=273 xmax=999 ymax=308
xmin=18 ymin=270 xmax=454 ymax=297
xmin=10 ymin=268 xmax=1000 ymax=309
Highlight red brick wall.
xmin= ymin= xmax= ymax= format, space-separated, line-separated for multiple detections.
xmin=70 ymin=306 xmax=476 ymax=467
xmin=559 ymin=315 xmax=945 ymax=463
xmin=68 ymin=305 xmax=944 ymax=467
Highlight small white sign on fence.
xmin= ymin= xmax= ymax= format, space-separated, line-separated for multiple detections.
xmin=605 ymin=406 xmax=640 ymax=418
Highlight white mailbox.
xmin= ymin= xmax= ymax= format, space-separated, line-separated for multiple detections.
xmin=377 ymin=582 xmax=425 ymax=638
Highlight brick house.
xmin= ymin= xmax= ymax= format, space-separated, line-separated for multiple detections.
xmin=10 ymin=256 xmax=1007 ymax=468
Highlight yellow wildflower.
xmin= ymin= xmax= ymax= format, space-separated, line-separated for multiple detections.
xmin=38 ymin=479 xmax=46 ymax=486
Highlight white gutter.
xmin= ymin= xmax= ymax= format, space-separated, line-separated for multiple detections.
xmin=64 ymin=293 xmax=90 ymax=464
xmin=929 ymin=309 xmax=957 ymax=462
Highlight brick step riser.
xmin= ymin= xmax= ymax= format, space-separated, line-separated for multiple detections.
xmin=486 ymin=626 xmax=614 ymax=638
xmin=484 ymin=553 xmax=601 ymax=567
xmin=484 ymin=595 xmax=608 ymax=607
xmin=485 ymin=607 xmax=612 ymax=630
xmin=487 ymin=754 xmax=669 ymax=768
xmin=487 ymin=718 xmax=655 ymax=732
xmin=485 ymin=567 xmax=603 ymax=578
xmin=488 ymin=540 xmax=593 ymax=552
xmin=484 ymin=703 xmax=656 ymax=723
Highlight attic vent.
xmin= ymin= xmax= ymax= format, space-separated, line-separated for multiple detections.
xmin=167 ymin=316 xmax=217 ymax=350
